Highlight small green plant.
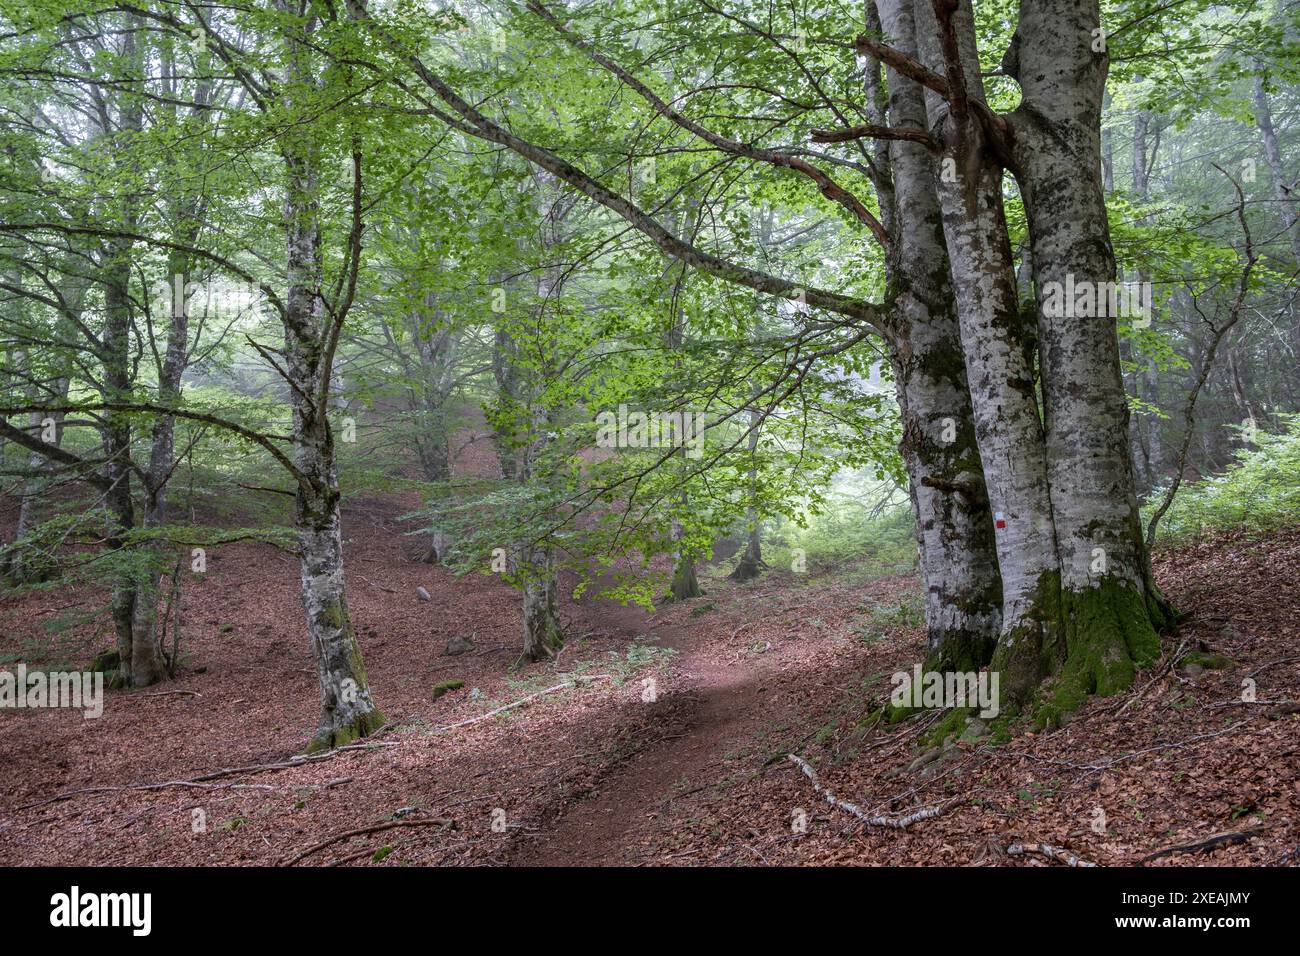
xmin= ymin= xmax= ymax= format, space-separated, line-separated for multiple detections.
xmin=1148 ymin=416 xmax=1300 ymax=544
xmin=860 ymin=597 xmax=925 ymax=634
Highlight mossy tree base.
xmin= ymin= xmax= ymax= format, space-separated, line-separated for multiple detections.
xmin=521 ymin=627 xmax=563 ymax=663
xmin=1034 ymin=577 xmax=1165 ymax=729
xmin=521 ymin=594 xmax=564 ymax=662
xmin=304 ymin=707 xmax=387 ymax=755
xmin=666 ymin=558 xmax=702 ymax=602
xmin=987 ymin=569 xmax=1064 ymax=716
xmin=727 ymin=553 xmax=766 ymax=582
xmin=924 ymin=629 xmax=998 ymax=676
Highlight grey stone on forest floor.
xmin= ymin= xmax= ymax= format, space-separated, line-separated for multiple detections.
xmin=443 ymin=634 xmax=474 ymax=656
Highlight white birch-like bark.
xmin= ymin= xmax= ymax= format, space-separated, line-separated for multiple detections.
xmin=278 ymin=4 xmax=383 ymax=749
xmin=909 ymin=0 xmax=1063 ymax=698
xmin=876 ymin=0 xmax=1002 ymax=672
xmin=1005 ymin=0 xmax=1169 ymax=678
xmin=283 ymin=162 xmax=384 ymax=748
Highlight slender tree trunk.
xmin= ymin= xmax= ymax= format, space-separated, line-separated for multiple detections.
xmin=1252 ymin=66 xmax=1300 ymax=268
xmin=490 ymin=326 xmax=520 ymax=481
xmin=663 ymin=216 xmax=703 ymax=600
xmin=729 ymin=404 xmax=765 ymax=583
xmin=416 ymin=427 xmax=453 ymax=563
xmin=279 ymin=9 xmax=383 ymax=750
xmin=1127 ymin=103 xmax=1158 ymax=492
xmin=284 ymin=194 xmax=384 ymax=751
xmin=104 ymin=245 xmax=165 ymax=688
xmin=144 ymin=251 xmax=193 ymax=527
xmin=101 ymin=22 xmax=165 ymax=688
xmin=514 ymin=216 xmax=567 ymax=659
xmin=410 ymin=299 xmax=459 ymax=562
xmin=517 ymin=403 xmax=564 ymax=659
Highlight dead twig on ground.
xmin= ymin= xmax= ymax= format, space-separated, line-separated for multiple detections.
xmin=1006 ymin=842 xmax=1097 ymax=867
xmin=787 ymin=754 xmax=957 ymax=829
xmin=434 ymin=675 xmax=616 ymax=732
xmin=1138 ymin=826 xmax=1265 ymax=864
xmin=17 ymin=741 xmax=396 ymax=811
xmin=282 ymin=816 xmax=456 ymax=866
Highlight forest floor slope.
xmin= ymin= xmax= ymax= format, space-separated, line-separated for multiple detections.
xmin=0 ymin=492 xmax=1296 ymax=866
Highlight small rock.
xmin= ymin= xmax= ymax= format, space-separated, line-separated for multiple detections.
xmin=416 ymin=586 xmax=431 ymax=602
xmin=907 ymin=747 xmax=943 ymax=773
xmin=443 ymin=634 xmax=474 ymax=656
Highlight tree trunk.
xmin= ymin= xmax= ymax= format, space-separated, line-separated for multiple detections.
xmin=280 ymin=12 xmax=383 ymax=750
xmin=520 ymin=542 xmax=562 ymax=661
xmin=729 ymin=385 xmax=765 ymax=583
xmin=415 ymin=418 xmax=452 ymax=563
xmin=101 ymin=24 xmax=165 ymax=689
xmin=669 ymin=515 xmax=704 ymax=600
xmin=911 ymin=0 xmax=1064 ymax=709
xmin=103 ymin=252 xmax=165 ymax=688
xmin=876 ymin=0 xmax=1002 ymax=674
xmin=144 ymin=253 xmax=193 ymax=527
xmin=285 ymin=270 xmax=385 ymax=751
xmin=1252 ymin=64 xmax=1300 ymax=268
xmin=1005 ymin=0 xmax=1168 ymax=718
xmin=490 ymin=327 xmax=520 ymax=481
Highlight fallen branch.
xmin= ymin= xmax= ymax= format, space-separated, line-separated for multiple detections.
xmin=1117 ymin=638 xmax=1187 ymax=715
xmin=1007 ymin=842 xmax=1097 ymax=867
xmin=1138 ymin=826 xmax=1264 ymax=864
xmin=435 ymin=674 xmax=615 ymax=732
xmin=17 ymin=741 xmax=396 ymax=811
xmin=787 ymin=754 xmax=955 ymax=829
xmin=980 ymin=719 xmax=1250 ymax=774
xmin=281 ymin=816 xmax=456 ymax=867
xmin=1248 ymin=656 xmax=1300 ymax=679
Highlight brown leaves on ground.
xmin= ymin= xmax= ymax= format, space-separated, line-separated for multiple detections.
xmin=0 ymin=499 xmax=1296 ymax=867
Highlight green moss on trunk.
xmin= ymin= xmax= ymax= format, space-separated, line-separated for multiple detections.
xmin=925 ymin=627 xmax=997 ymax=675
xmin=989 ymin=569 xmax=1063 ymax=716
xmin=667 ymin=556 xmax=703 ymax=602
xmin=1036 ymin=576 xmax=1163 ymax=729
xmin=303 ymin=707 xmax=387 ymax=755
